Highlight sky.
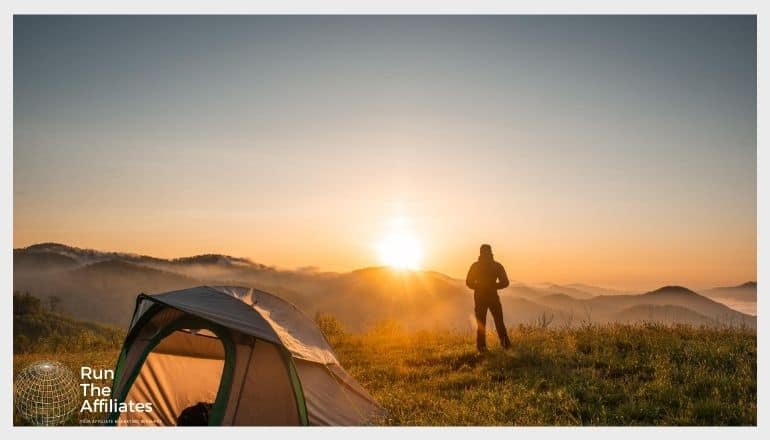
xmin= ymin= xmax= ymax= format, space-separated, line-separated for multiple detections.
xmin=13 ymin=16 xmax=756 ymax=290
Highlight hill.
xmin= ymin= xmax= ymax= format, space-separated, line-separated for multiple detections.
xmin=327 ymin=321 xmax=756 ymax=425
xmin=703 ymin=282 xmax=756 ymax=301
xmin=13 ymin=291 xmax=124 ymax=354
xmin=562 ymin=283 xmax=634 ymax=296
xmin=13 ymin=243 xmax=756 ymax=330
xmin=613 ymin=304 xmax=717 ymax=327
xmin=536 ymin=283 xmax=598 ymax=299
xmin=535 ymin=286 xmax=754 ymax=328
xmin=13 ymin=321 xmax=757 ymax=426
xmin=13 ymin=249 xmax=79 ymax=272
xmin=699 ymin=282 xmax=756 ymax=316
xmin=14 ymin=258 xmax=200 ymax=325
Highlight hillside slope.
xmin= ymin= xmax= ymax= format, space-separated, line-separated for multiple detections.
xmin=14 ymin=259 xmax=200 ymax=325
xmin=330 ymin=323 xmax=756 ymax=425
xmin=613 ymin=304 xmax=717 ymax=327
xmin=13 ymin=291 xmax=124 ymax=353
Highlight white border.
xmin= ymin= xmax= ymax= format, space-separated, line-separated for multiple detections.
xmin=0 ymin=0 xmax=765 ymax=14
xmin=1 ymin=2 xmax=764 ymax=439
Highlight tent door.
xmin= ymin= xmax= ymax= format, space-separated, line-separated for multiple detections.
xmin=113 ymin=317 xmax=235 ymax=426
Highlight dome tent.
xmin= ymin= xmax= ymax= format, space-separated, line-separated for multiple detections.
xmin=108 ymin=286 xmax=384 ymax=426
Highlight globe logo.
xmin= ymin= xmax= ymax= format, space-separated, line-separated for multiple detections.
xmin=14 ymin=361 xmax=80 ymax=426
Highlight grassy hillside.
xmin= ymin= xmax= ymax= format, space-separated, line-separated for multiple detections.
xmin=328 ymin=322 xmax=756 ymax=425
xmin=14 ymin=320 xmax=756 ymax=426
xmin=13 ymin=291 xmax=125 ymax=354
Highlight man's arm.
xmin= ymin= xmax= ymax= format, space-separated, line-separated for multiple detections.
xmin=496 ymin=263 xmax=510 ymax=289
xmin=466 ymin=263 xmax=477 ymax=289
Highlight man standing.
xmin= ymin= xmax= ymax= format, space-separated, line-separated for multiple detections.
xmin=466 ymin=244 xmax=511 ymax=352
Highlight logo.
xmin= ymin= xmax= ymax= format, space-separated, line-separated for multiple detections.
xmin=14 ymin=361 xmax=80 ymax=426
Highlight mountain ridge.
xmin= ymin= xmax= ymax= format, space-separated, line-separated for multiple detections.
xmin=13 ymin=243 xmax=756 ymax=330
xmin=15 ymin=243 xmax=756 ymax=291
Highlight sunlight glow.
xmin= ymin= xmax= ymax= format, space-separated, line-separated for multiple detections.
xmin=376 ymin=223 xmax=423 ymax=270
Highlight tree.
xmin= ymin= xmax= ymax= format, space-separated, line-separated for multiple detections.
xmin=13 ymin=291 xmax=42 ymax=315
xmin=47 ymin=295 xmax=62 ymax=313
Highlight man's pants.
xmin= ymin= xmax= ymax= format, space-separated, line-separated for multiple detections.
xmin=474 ymin=292 xmax=511 ymax=351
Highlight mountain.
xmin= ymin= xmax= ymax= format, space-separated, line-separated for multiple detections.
xmin=15 ymin=242 xmax=266 ymax=272
xmin=699 ymin=282 xmax=757 ymax=316
xmin=313 ymin=267 xmax=471 ymax=329
xmin=14 ymin=255 xmax=200 ymax=325
xmin=502 ymin=283 xmax=551 ymax=300
xmin=530 ymin=285 xmax=755 ymax=328
xmin=621 ymin=286 xmax=755 ymax=326
xmin=13 ymin=243 xmax=756 ymax=330
xmin=13 ymin=248 xmax=79 ymax=272
xmin=536 ymin=284 xmax=598 ymax=299
xmin=562 ymin=283 xmax=635 ymax=296
xmin=17 ymin=242 xmax=167 ymax=266
xmin=612 ymin=304 xmax=718 ymax=327
xmin=701 ymin=282 xmax=756 ymax=302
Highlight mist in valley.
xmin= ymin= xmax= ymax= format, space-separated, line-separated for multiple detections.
xmin=13 ymin=243 xmax=757 ymax=332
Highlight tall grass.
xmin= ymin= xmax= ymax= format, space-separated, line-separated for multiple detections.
xmin=326 ymin=320 xmax=756 ymax=425
xmin=13 ymin=321 xmax=756 ymax=426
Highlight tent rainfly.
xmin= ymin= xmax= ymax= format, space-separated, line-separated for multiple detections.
xmin=108 ymin=286 xmax=384 ymax=426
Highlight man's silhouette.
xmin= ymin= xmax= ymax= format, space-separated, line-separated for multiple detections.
xmin=466 ymin=244 xmax=511 ymax=352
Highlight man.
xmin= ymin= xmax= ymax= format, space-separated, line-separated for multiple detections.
xmin=466 ymin=244 xmax=511 ymax=352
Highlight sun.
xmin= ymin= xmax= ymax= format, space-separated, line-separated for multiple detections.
xmin=375 ymin=228 xmax=423 ymax=270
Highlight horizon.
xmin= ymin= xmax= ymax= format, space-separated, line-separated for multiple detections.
xmin=13 ymin=240 xmax=756 ymax=292
xmin=13 ymin=16 xmax=757 ymax=291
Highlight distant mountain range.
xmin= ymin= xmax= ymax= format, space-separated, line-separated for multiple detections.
xmin=698 ymin=282 xmax=757 ymax=315
xmin=13 ymin=243 xmax=756 ymax=330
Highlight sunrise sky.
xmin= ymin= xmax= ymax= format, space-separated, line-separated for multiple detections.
xmin=13 ymin=16 xmax=756 ymax=290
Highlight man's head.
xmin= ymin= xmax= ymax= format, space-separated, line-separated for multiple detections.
xmin=479 ymin=244 xmax=493 ymax=260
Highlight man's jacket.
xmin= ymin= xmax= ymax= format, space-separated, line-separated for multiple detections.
xmin=466 ymin=258 xmax=510 ymax=296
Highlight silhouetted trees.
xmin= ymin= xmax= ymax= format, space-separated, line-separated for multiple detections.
xmin=13 ymin=290 xmax=125 ymax=354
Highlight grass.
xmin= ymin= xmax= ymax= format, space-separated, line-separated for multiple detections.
xmin=13 ymin=323 xmax=756 ymax=426
xmin=328 ymin=322 xmax=756 ymax=426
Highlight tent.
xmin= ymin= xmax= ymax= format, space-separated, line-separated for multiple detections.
xmin=108 ymin=286 xmax=384 ymax=426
